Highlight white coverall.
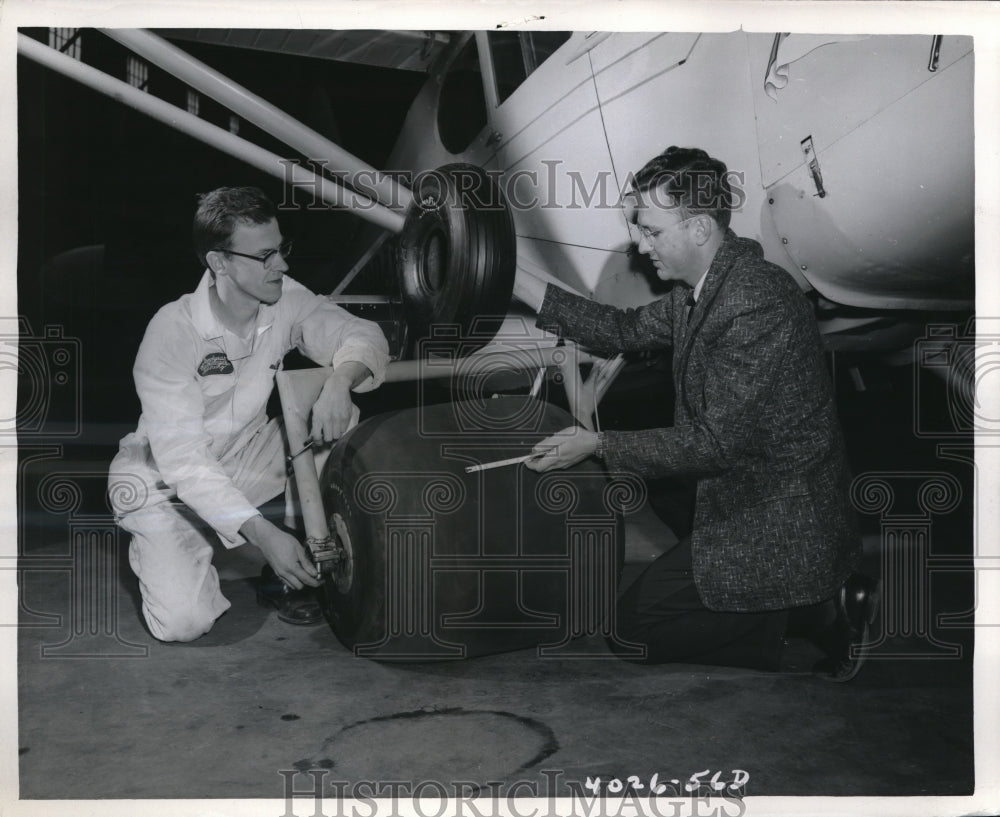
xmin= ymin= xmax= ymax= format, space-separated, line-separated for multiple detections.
xmin=108 ymin=270 xmax=389 ymax=642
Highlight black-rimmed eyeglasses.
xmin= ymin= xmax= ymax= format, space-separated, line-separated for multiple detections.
xmin=220 ymin=240 xmax=293 ymax=269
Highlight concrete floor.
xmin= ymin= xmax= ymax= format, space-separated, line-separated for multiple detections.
xmin=15 ymin=360 xmax=977 ymax=803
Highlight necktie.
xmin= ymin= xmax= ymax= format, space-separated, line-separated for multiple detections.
xmin=685 ymin=292 xmax=696 ymax=323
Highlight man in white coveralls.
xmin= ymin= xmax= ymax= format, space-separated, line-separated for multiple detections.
xmin=108 ymin=186 xmax=389 ymax=642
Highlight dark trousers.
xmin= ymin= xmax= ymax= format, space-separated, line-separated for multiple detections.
xmin=609 ymin=536 xmax=790 ymax=671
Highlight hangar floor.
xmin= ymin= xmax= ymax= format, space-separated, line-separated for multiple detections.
xmin=15 ymin=358 xmax=976 ymax=802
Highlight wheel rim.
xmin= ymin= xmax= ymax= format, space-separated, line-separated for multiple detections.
xmin=330 ymin=512 xmax=355 ymax=594
xmin=420 ymin=225 xmax=447 ymax=294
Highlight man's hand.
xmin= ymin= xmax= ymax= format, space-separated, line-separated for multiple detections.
xmin=310 ymin=362 xmax=370 ymax=445
xmin=240 ymin=515 xmax=321 ymax=589
xmin=524 ymin=426 xmax=599 ymax=472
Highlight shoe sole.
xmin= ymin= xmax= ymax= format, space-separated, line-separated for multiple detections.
xmin=826 ymin=577 xmax=882 ymax=683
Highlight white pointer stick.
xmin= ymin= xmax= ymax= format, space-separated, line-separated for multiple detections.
xmin=465 ymin=451 xmax=549 ymax=473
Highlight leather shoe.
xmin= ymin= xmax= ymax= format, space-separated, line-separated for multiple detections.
xmin=812 ymin=572 xmax=881 ymax=682
xmin=256 ymin=566 xmax=324 ymax=626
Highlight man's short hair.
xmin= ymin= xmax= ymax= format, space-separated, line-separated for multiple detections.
xmin=630 ymin=146 xmax=733 ymax=231
xmin=193 ymin=186 xmax=277 ymax=268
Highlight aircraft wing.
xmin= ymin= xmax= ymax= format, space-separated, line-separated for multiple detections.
xmin=157 ymin=28 xmax=449 ymax=72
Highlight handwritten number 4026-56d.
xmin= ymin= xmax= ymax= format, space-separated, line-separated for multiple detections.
xmin=584 ymin=770 xmax=750 ymax=796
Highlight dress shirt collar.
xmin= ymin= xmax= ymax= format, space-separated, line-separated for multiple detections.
xmin=691 ymin=267 xmax=711 ymax=303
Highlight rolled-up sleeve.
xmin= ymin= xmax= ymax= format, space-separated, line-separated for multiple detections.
xmin=287 ymin=283 xmax=390 ymax=391
xmin=133 ymin=310 xmax=260 ymax=546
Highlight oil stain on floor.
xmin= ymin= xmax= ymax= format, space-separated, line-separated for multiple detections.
xmin=294 ymin=708 xmax=559 ymax=787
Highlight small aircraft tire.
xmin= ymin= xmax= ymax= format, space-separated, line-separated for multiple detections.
xmin=397 ymin=163 xmax=516 ymax=352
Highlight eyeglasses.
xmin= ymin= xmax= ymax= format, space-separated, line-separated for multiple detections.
xmin=635 ymin=216 xmax=700 ymax=242
xmin=220 ymin=240 xmax=293 ymax=269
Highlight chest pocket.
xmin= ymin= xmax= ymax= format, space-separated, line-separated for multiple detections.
xmin=198 ymin=372 xmax=237 ymax=404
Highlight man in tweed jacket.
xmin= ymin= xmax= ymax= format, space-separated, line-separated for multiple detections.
xmin=514 ymin=147 xmax=877 ymax=679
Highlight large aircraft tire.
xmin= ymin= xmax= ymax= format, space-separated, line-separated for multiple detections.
xmin=317 ymin=397 xmax=632 ymax=660
xmin=397 ymin=163 xmax=516 ymax=353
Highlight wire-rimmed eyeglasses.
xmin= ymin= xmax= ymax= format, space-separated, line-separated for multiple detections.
xmin=634 ymin=215 xmax=701 ymax=243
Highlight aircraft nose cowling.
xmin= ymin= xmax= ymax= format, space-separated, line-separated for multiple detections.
xmin=317 ymin=396 xmax=636 ymax=661
xmin=397 ymin=163 xmax=517 ymax=356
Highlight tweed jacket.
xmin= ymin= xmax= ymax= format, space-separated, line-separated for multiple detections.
xmin=537 ymin=231 xmax=861 ymax=612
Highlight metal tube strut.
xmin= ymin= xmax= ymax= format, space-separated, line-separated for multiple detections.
xmin=17 ymin=35 xmax=406 ymax=234
xmin=101 ymin=28 xmax=413 ymax=213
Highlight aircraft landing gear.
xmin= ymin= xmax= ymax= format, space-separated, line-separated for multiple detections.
xmin=397 ymin=163 xmax=516 ymax=353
